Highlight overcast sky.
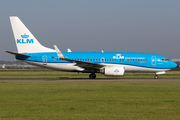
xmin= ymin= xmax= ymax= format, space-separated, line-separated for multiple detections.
xmin=1 ymin=0 xmax=180 ymax=60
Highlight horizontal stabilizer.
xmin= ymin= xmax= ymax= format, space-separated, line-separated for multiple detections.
xmin=4 ymin=51 xmax=31 ymax=58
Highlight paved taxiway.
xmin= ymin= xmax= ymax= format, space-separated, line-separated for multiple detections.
xmin=0 ymin=78 xmax=180 ymax=81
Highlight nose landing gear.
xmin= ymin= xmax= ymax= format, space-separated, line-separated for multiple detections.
xmin=89 ymin=73 xmax=96 ymax=79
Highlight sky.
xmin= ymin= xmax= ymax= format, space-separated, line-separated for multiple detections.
xmin=1 ymin=0 xmax=180 ymax=60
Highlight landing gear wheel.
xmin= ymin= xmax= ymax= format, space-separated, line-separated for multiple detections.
xmin=89 ymin=73 xmax=96 ymax=79
xmin=154 ymin=75 xmax=158 ymax=79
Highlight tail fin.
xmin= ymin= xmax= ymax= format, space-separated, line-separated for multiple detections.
xmin=9 ymin=16 xmax=55 ymax=53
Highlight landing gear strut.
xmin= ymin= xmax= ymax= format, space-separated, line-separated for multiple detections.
xmin=89 ymin=73 xmax=96 ymax=79
xmin=154 ymin=75 xmax=158 ymax=79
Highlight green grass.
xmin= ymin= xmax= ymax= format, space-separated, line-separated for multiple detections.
xmin=0 ymin=70 xmax=180 ymax=79
xmin=0 ymin=68 xmax=51 ymax=71
xmin=0 ymin=81 xmax=180 ymax=120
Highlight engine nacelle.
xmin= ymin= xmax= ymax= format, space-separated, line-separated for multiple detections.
xmin=100 ymin=66 xmax=125 ymax=76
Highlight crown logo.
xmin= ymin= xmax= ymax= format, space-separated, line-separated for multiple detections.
xmin=116 ymin=54 xmax=121 ymax=56
xmin=114 ymin=69 xmax=120 ymax=72
xmin=21 ymin=33 xmax=29 ymax=38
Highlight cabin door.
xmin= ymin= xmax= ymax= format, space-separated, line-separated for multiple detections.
xmin=42 ymin=55 xmax=47 ymax=65
xmin=151 ymin=56 xmax=156 ymax=66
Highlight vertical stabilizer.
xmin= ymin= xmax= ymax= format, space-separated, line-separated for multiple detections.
xmin=9 ymin=16 xmax=55 ymax=53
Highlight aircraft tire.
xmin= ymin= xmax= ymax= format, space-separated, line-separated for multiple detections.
xmin=89 ymin=73 xmax=96 ymax=79
xmin=154 ymin=75 xmax=158 ymax=79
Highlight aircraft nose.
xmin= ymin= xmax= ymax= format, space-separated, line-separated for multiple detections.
xmin=170 ymin=61 xmax=177 ymax=68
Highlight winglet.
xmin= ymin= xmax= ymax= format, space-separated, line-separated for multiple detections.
xmin=67 ymin=48 xmax=72 ymax=52
xmin=54 ymin=45 xmax=66 ymax=59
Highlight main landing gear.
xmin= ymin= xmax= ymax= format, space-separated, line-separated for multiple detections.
xmin=89 ymin=73 xmax=96 ymax=79
xmin=154 ymin=75 xmax=158 ymax=79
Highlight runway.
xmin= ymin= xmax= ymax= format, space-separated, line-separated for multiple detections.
xmin=0 ymin=78 xmax=180 ymax=81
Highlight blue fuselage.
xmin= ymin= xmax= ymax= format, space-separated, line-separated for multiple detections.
xmin=16 ymin=52 xmax=177 ymax=72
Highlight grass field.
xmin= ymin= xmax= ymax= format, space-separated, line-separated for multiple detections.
xmin=0 ymin=69 xmax=180 ymax=79
xmin=0 ymin=69 xmax=180 ymax=119
xmin=0 ymin=81 xmax=180 ymax=120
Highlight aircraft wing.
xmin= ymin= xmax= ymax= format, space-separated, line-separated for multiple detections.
xmin=54 ymin=45 xmax=105 ymax=70
xmin=63 ymin=58 xmax=104 ymax=70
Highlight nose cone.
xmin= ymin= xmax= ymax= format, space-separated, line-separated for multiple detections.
xmin=170 ymin=61 xmax=177 ymax=68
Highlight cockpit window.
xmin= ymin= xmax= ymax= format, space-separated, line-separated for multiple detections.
xmin=162 ymin=59 xmax=169 ymax=61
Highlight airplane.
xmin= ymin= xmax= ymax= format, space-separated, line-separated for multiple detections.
xmin=5 ymin=16 xmax=177 ymax=79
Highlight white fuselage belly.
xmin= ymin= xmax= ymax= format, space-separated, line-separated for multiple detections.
xmin=22 ymin=60 xmax=169 ymax=73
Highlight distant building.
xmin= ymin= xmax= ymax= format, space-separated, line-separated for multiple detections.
xmin=0 ymin=64 xmax=5 ymax=69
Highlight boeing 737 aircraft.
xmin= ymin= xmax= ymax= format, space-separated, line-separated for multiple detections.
xmin=5 ymin=16 xmax=177 ymax=79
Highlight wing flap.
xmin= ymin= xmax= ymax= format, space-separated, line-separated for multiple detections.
xmin=64 ymin=58 xmax=104 ymax=70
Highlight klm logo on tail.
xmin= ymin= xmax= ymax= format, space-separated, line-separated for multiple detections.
xmin=17 ymin=34 xmax=33 ymax=44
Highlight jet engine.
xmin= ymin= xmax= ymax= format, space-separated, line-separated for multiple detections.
xmin=100 ymin=66 xmax=125 ymax=76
